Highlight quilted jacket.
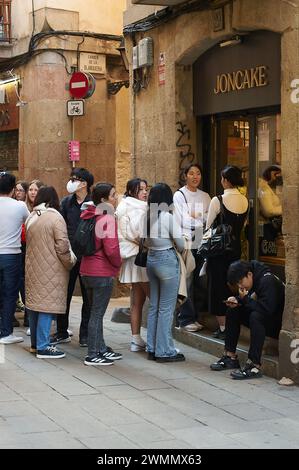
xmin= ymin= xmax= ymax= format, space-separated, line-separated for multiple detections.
xmin=25 ymin=204 xmax=76 ymax=314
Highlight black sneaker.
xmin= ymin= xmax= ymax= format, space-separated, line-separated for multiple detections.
xmin=147 ymin=352 xmax=156 ymax=361
xmin=210 ymin=355 xmax=240 ymax=371
xmin=102 ymin=347 xmax=123 ymax=361
xmin=230 ymin=361 xmax=262 ymax=380
xmin=212 ymin=328 xmax=226 ymax=340
xmin=155 ymin=353 xmax=185 ymax=363
xmin=50 ymin=332 xmax=71 ymax=345
xmin=36 ymin=346 xmax=65 ymax=359
xmin=79 ymin=337 xmax=88 ymax=347
xmin=84 ymin=354 xmax=114 ymax=366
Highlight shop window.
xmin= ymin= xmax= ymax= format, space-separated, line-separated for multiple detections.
xmin=257 ymin=114 xmax=284 ymax=265
xmin=0 ymin=0 xmax=11 ymax=43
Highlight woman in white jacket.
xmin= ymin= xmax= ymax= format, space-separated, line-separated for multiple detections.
xmin=116 ymin=178 xmax=149 ymax=351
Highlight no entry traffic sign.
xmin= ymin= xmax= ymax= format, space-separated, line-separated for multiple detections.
xmin=69 ymin=72 xmax=89 ymax=99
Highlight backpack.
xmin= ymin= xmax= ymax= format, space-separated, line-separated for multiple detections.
xmin=73 ymin=216 xmax=98 ymax=257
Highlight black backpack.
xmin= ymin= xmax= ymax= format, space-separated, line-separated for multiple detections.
xmin=73 ymin=216 xmax=98 ymax=257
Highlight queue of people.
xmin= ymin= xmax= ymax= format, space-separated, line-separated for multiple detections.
xmin=0 ymin=164 xmax=285 ymax=380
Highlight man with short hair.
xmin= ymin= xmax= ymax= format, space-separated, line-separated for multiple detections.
xmin=210 ymin=260 xmax=284 ymax=380
xmin=51 ymin=168 xmax=94 ymax=346
xmin=0 ymin=172 xmax=29 ymax=343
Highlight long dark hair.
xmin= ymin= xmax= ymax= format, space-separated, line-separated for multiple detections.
xmin=147 ymin=183 xmax=173 ymax=206
xmin=92 ymin=182 xmax=114 ymax=205
xmin=125 ymin=178 xmax=147 ymax=198
xmin=221 ymin=165 xmax=244 ymax=187
xmin=262 ymin=165 xmax=281 ymax=182
xmin=146 ymin=183 xmax=173 ymax=235
xmin=34 ymin=186 xmax=60 ymax=211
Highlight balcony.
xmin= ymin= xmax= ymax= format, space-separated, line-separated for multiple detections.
xmin=132 ymin=0 xmax=188 ymax=5
xmin=0 ymin=0 xmax=11 ymax=43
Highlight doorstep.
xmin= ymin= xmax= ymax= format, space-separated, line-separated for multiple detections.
xmin=173 ymin=327 xmax=279 ymax=379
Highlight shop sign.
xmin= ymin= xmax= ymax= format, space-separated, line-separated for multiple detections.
xmin=214 ymin=66 xmax=268 ymax=95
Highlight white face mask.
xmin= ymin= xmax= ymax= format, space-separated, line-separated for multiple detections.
xmin=66 ymin=180 xmax=81 ymax=194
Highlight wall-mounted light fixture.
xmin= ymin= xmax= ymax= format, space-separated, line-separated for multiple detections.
xmin=117 ymin=37 xmax=129 ymax=72
xmin=219 ymin=35 xmax=242 ymax=48
xmin=107 ymin=80 xmax=129 ymax=95
xmin=107 ymin=37 xmax=130 ymax=95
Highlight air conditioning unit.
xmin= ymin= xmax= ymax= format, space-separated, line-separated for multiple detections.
xmin=138 ymin=37 xmax=153 ymax=68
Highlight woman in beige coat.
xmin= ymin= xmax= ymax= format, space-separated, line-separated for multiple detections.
xmin=25 ymin=186 xmax=76 ymax=359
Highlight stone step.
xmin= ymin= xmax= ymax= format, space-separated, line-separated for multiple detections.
xmin=173 ymin=327 xmax=279 ymax=379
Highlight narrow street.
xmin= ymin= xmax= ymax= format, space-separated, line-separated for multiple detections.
xmin=0 ymin=297 xmax=299 ymax=449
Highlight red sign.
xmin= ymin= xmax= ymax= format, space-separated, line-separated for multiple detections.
xmin=69 ymin=72 xmax=89 ymax=99
xmin=68 ymin=140 xmax=80 ymax=161
xmin=158 ymin=52 xmax=165 ymax=86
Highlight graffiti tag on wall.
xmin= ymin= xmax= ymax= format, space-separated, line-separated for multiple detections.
xmin=176 ymin=121 xmax=195 ymax=186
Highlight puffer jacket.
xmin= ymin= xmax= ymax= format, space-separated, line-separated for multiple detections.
xmin=115 ymin=196 xmax=147 ymax=259
xmin=25 ymin=203 xmax=76 ymax=314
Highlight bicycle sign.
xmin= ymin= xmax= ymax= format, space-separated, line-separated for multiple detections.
xmin=67 ymin=100 xmax=84 ymax=117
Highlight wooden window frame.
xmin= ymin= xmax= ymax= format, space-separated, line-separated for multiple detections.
xmin=0 ymin=0 xmax=11 ymax=43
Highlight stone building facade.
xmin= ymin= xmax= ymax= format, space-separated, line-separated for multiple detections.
xmin=124 ymin=0 xmax=299 ymax=382
xmin=0 ymin=0 xmax=131 ymax=195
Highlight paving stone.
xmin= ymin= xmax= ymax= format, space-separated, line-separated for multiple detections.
xmin=229 ymin=430 xmax=297 ymax=449
xmin=80 ymin=431 xmax=140 ymax=449
xmin=5 ymin=415 xmax=62 ymax=434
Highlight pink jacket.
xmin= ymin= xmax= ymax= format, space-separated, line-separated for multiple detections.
xmin=79 ymin=205 xmax=121 ymax=278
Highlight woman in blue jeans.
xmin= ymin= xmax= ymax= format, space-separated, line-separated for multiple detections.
xmin=146 ymin=183 xmax=186 ymax=362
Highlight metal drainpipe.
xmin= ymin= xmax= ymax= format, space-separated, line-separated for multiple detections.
xmin=130 ymin=34 xmax=137 ymax=177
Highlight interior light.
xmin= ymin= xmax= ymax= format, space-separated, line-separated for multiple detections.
xmin=219 ymin=35 xmax=242 ymax=48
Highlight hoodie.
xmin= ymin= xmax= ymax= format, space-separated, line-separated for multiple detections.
xmin=238 ymin=260 xmax=285 ymax=319
xmin=79 ymin=204 xmax=121 ymax=278
xmin=115 ymin=196 xmax=148 ymax=259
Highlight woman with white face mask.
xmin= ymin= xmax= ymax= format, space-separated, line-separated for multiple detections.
xmin=50 ymin=168 xmax=94 ymax=348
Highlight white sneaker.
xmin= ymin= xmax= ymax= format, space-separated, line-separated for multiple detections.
xmin=0 ymin=334 xmax=24 ymax=344
xmin=130 ymin=341 xmax=146 ymax=352
xmin=26 ymin=328 xmax=31 ymax=336
xmin=181 ymin=323 xmax=200 ymax=332
xmin=67 ymin=329 xmax=73 ymax=337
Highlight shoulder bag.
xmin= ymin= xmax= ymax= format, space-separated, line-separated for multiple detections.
xmin=134 ymin=238 xmax=148 ymax=267
xmin=198 ymin=196 xmax=233 ymax=258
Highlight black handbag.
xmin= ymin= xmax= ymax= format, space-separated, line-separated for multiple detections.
xmin=134 ymin=238 xmax=148 ymax=267
xmin=198 ymin=196 xmax=233 ymax=258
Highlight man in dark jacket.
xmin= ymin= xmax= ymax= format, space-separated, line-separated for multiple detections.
xmin=51 ymin=168 xmax=94 ymax=346
xmin=210 ymin=260 xmax=284 ymax=380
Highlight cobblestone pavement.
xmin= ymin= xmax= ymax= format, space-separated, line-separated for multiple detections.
xmin=1 ymin=297 xmax=299 ymax=449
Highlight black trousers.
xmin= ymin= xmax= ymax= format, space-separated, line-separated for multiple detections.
xmin=56 ymin=261 xmax=90 ymax=340
xmin=177 ymin=251 xmax=206 ymax=327
xmin=225 ymin=305 xmax=282 ymax=365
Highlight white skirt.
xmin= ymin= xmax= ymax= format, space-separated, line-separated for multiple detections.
xmin=119 ymin=255 xmax=148 ymax=283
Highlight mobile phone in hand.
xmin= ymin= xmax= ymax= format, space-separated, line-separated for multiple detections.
xmin=223 ymin=299 xmax=240 ymax=307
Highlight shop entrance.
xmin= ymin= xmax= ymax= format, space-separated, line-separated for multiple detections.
xmin=201 ymin=107 xmax=284 ymax=279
